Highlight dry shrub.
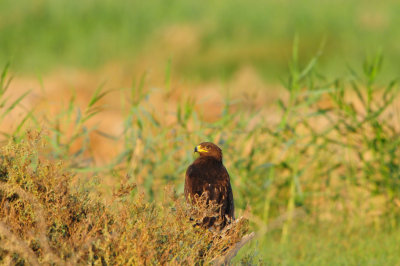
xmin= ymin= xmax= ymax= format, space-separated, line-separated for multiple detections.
xmin=0 ymin=131 xmax=249 ymax=265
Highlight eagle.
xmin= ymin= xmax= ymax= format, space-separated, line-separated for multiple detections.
xmin=184 ymin=142 xmax=234 ymax=229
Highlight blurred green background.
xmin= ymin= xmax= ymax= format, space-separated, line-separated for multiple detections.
xmin=1 ymin=0 xmax=400 ymax=81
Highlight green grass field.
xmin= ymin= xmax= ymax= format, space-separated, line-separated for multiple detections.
xmin=240 ymin=225 xmax=400 ymax=265
xmin=1 ymin=0 xmax=400 ymax=265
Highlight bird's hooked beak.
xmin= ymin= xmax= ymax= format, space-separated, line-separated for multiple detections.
xmin=194 ymin=145 xmax=208 ymax=153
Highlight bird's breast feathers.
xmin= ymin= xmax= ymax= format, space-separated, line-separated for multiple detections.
xmin=187 ymin=162 xmax=227 ymax=183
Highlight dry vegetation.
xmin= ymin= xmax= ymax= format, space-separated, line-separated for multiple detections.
xmin=0 ymin=131 xmax=249 ymax=265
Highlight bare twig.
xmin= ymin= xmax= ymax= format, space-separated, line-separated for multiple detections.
xmin=211 ymin=232 xmax=255 ymax=265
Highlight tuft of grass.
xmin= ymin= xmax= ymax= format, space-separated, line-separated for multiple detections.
xmin=0 ymin=63 xmax=32 ymax=142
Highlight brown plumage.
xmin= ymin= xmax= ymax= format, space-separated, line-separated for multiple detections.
xmin=184 ymin=142 xmax=234 ymax=229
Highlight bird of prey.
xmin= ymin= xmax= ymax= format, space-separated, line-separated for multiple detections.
xmin=184 ymin=142 xmax=234 ymax=229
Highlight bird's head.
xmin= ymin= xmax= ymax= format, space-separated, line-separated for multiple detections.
xmin=194 ymin=142 xmax=223 ymax=161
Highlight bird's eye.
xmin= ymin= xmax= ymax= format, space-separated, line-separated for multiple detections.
xmin=206 ymin=145 xmax=210 ymax=149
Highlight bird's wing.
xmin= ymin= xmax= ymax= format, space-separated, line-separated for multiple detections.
xmin=226 ymin=179 xmax=235 ymax=219
xmin=221 ymin=167 xmax=234 ymax=219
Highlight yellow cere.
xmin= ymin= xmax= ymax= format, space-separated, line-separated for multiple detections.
xmin=196 ymin=145 xmax=208 ymax=153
